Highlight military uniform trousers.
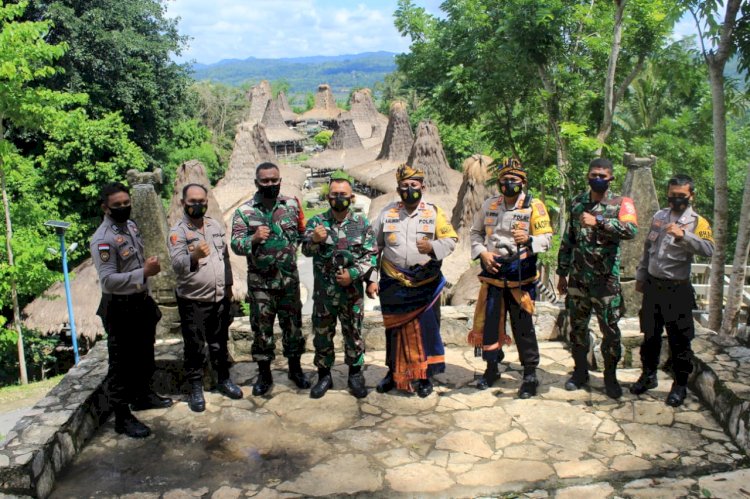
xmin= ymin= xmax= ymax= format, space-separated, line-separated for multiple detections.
xmin=98 ymin=293 xmax=160 ymax=412
xmin=248 ymin=284 xmax=304 ymax=361
xmin=312 ymin=286 xmax=366 ymax=369
xmin=485 ymin=286 xmax=540 ymax=369
xmin=176 ymin=296 xmax=232 ymax=382
xmin=639 ymin=276 xmax=696 ymax=385
xmin=567 ymin=284 xmax=624 ymax=368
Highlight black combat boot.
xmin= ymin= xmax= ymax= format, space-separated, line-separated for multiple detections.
xmin=376 ymin=370 xmax=395 ymax=394
xmin=347 ymin=365 xmax=368 ymax=399
xmin=565 ymin=347 xmax=590 ymax=391
xmin=131 ymin=391 xmax=173 ymax=411
xmin=416 ymin=378 xmax=433 ymax=398
xmin=114 ymin=408 xmax=151 ymax=439
xmin=476 ymin=361 xmax=499 ymax=390
xmin=310 ymin=367 xmax=333 ymax=399
xmin=217 ymin=378 xmax=243 ymax=400
xmin=188 ymin=380 xmax=206 ymax=412
xmin=603 ymin=365 xmax=623 ymax=399
xmin=288 ymin=356 xmax=311 ymax=389
xmin=518 ymin=369 xmax=539 ymax=399
xmin=252 ymin=360 xmax=273 ymax=396
xmin=666 ymin=382 xmax=687 ymax=407
xmin=629 ymin=370 xmax=658 ymax=395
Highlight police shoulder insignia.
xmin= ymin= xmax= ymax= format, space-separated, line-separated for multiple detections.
xmin=98 ymin=243 xmax=110 ymax=262
xmin=170 ymin=233 xmax=179 ymax=246
xmin=533 ymin=201 xmax=547 ymax=217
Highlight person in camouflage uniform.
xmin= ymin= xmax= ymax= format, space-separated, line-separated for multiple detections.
xmin=557 ymin=158 xmax=638 ymax=399
xmin=230 ymin=162 xmax=310 ymax=396
xmin=301 ymin=171 xmax=377 ymax=399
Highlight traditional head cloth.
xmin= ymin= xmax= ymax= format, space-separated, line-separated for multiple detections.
xmin=329 ymin=170 xmax=354 ymax=185
xmin=497 ymin=158 xmax=527 ymax=182
xmin=396 ymin=163 xmax=425 ymax=182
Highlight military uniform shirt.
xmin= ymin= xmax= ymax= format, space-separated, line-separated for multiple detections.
xmin=371 ymin=199 xmax=458 ymax=280
xmin=169 ymin=215 xmax=234 ymax=302
xmin=90 ymin=215 xmax=148 ymax=295
xmin=557 ymin=190 xmax=638 ymax=281
xmin=636 ymin=206 xmax=714 ymax=282
xmin=470 ymin=192 xmax=554 ymax=259
xmin=230 ymin=193 xmax=305 ymax=290
xmin=301 ymin=209 xmax=377 ymax=285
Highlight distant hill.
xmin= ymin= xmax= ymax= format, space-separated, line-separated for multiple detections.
xmin=190 ymin=51 xmax=398 ymax=99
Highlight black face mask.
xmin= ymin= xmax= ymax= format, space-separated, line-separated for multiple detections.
xmin=399 ymin=186 xmax=422 ymax=205
xmin=258 ymin=183 xmax=280 ymax=200
xmin=108 ymin=205 xmax=131 ymax=224
xmin=184 ymin=203 xmax=208 ymax=219
xmin=588 ymin=177 xmax=611 ymax=194
xmin=500 ymin=180 xmax=523 ymax=197
xmin=668 ymin=196 xmax=690 ymax=212
xmin=329 ymin=196 xmax=351 ymax=213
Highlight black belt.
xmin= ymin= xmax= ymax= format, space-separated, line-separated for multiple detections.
xmin=647 ymin=275 xmax=690 ymax=286
xmin=105 ymin=292 xmax=149 ymax=303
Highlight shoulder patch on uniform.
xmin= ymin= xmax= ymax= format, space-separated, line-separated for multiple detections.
xmin=170 ymin=233 xmax=178 ymax=246
xmin=696 ymin=216 xmax=714 ymax=242
xmin=98 ymin=243 xmax=110 ymax=262
xmin=618 ymin=197 xmax=638 ymax=224
xmin=532 ymin=200 xmax=547 ymax=217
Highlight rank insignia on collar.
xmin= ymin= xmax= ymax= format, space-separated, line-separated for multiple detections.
xmin=98 ymin=243 xmax=110 ymax=262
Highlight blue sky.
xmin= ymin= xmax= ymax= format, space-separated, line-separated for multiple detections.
xmin=166 ymin=0 xmax=697 ymax=65
xmin=166 ymin=0 xmax=444 ymax=64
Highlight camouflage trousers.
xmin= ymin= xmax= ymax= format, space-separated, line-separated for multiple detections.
xmin=566 ymin=287 xmax=625 ymax=369
xmin=312 ymin=287 xmax=365 ymax=369
xmin=248 ymin=285 xmax=304 ymax=361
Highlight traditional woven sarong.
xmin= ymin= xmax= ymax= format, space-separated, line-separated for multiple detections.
xmin=467 ymin=252 xmax=537 ymax=358
xmin=379 ymin=259 xmax=446 ymax=391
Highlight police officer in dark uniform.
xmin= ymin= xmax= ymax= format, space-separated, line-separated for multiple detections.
xmin=632 ymin=174 xmax=714 ymax=407
xmin=91 ymin=182 xmax=172 ymax=438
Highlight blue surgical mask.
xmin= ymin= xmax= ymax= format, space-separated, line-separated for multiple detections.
xmin=588 ymin=177 xmax=610 ymax=193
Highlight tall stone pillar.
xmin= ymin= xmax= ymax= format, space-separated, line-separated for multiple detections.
xmin=127 ymin=169 xmax=180 ymax=337
xmin=620 ymin=153 xmax=660 ymax=316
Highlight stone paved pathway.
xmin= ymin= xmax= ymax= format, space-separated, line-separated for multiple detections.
xmin=50 ymin=342 xmax=747 ymax=498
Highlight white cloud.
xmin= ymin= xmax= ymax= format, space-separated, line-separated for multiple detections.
xmin=166 ymin=0 xmax=444 ymax=64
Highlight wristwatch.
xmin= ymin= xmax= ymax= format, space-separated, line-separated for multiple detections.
xmin=595 ymin=214 xmax=605 ymax=228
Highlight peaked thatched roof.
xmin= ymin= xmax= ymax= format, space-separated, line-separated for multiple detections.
xmin=167 ymin=160 xmax=224 ymax=226
xmin=261 ymin=99 xmax=306 ymax=144
xmin=247 ymin=80 xmax=272 ymax=124
xmin=328 ymin=118 xmax=363 ymax=150
xmin=213 ymin=122 xmax=275 ymax=215
xmin=276 ymin=91 xmax=299 ymax=124
xmin=22 ymin=259 xmax=104 ymax=343
xmin=300 ymin=84 xmax=343 ymax=122
xmin=348 ymin=100 xmax=414 ymax=185
xmin=342 ymin=88 xmax=387 ymax=141
xmin=377 ymin=101 xmax=414 ymax=162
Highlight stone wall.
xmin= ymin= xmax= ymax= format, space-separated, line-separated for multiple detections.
xmin=0 ymin=343 xmax=110 ymax=498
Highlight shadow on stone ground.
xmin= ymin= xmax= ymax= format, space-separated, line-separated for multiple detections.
xmin=50 ymin=344 xmax=749 ymax=498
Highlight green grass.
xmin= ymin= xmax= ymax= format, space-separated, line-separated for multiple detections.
xmin=0 ymin=375 xmax=64 ymax=406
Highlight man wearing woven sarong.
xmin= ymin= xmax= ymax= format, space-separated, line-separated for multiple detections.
xmin=366 ymin=164 xmax=458 ymax=397
xmin=468 ymin=159 xmax=553 ymax=398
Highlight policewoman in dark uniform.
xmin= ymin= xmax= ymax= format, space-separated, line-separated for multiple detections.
xmin=632 ymin=174 xmax=714 ymax=407
xmin=91 ymin=182 xmax=172 ymax=438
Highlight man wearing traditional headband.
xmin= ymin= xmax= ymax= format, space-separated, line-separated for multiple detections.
xmin=367 ymin=164 xmax=458 ymax=397
xmin=468 ymin=158 xmax=553 ymax=398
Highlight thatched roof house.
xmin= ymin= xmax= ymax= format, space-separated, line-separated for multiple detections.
xmin=247 ymin=80 xmax=273 ymax=125
xmin=276 ymin=91 xmax=299 ymax=124
xmin=261 ymin=99 xmax=306 ymax=156
xmin=349 ymin=100 xmax=414 ymax=187
xmin=23 ymin=259 xmax=104 ymax=343
xmin=300 ymin=84 xmax=343 ymax=124
xmin=303 ymin=117 xmax=380 ymax=172
xmin=340 ymin=88 xmax=387 ymax=144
